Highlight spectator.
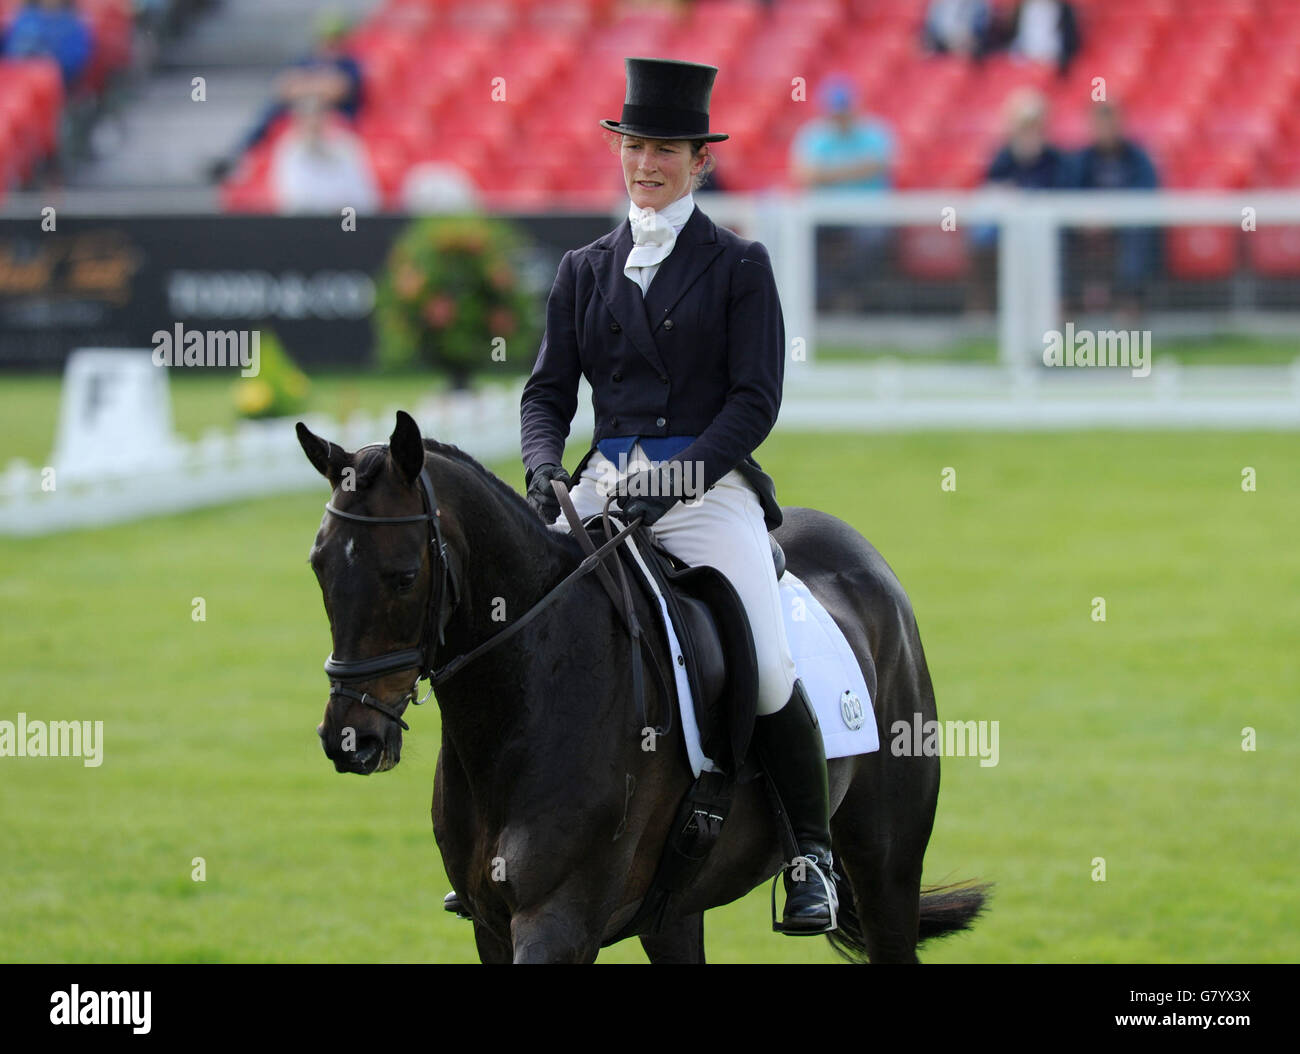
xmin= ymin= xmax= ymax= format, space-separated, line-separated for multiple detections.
xmin=209 ymin=12 xmax=364 ymax=181
xmin=270 ymin=98 xmax=380 ymax=215
xmin=790 ymin=75 xmax=895 ymax=192
xmin=968 ymin=89 xmax=1071 ymax=312
xmin=1 ymin=0 xmax=91 ymax=88
xmin=1006 ymin=0 xmax=1080 ymax=76
xmin=789 ymin=75 xmax=896 ymax=311
xmin=1070 ymin=101 xmax=1160 ymax=316
xmin=923 ymin=0 xmax=994 ymax=59
xmin=1074 ymin=102 xmax=1158 ymax=191
xmin=986 ymin=88 xmax=1071 ymax=189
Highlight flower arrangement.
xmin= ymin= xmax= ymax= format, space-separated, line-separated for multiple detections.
xmin=374 ymin=214 xmax=540 ymax=389
xmin=232 ymin=330 xmax=310 ymax=419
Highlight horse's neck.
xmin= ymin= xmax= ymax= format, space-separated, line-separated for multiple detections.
xmin=432 ymin=481 xmax=654 ymax=815
xmin=438 ymin=477 xmax=576 ymax=666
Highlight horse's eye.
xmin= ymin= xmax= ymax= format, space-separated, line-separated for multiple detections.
xmin=395 ymin=569 xmax=419 ymax=593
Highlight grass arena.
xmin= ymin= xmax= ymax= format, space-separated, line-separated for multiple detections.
xmin=3 ymin=377 xmax=1295 ymax=963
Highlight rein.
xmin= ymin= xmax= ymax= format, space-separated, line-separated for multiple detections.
xmin=320 ymin=462 xmax=652 ymax=731
xmin=552 ymin=482 xmax=673 ymax=739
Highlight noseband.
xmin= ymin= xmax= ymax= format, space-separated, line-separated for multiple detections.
xmin=322 ymin=466 xmax=460 ymax=731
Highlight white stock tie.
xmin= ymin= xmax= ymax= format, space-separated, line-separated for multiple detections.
xmin=624 ymin=192 xmax=694 ymax=295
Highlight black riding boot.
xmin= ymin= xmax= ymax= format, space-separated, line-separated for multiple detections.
xmin=753 ymin=678 xmax=838 ymax=935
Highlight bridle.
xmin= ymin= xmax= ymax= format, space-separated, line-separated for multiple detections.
xmin=320 ymin=461 xmax=651 ymax=733
xmin=322 ymin=466 xmax=460 ymax=731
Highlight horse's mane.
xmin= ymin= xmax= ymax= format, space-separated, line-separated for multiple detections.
xmin=351 ymin=439 xmax=581 ymax=555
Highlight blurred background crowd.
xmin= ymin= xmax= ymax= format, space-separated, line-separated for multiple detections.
xmin=2 ymin=0 xmax=1297 ymax=364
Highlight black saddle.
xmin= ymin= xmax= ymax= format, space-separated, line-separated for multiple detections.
xmin=585 ymin=520 xmax=785 ymax=773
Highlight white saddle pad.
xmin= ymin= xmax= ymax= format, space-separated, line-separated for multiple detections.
xmin=620 ymin=536 xmax=878 ymax=779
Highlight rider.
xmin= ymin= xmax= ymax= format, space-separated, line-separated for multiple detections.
xmin=517 ymin=57 xmax=836 ymax=934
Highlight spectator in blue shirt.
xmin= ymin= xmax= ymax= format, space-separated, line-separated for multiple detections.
xmin=790 ymin=75 xmax=895 ymax=193
xmin=1070 ymin=101 xmax=1161 ymax=317
xmin=790 ymin=75 xmax=897 ymax=311
xmin=2 ymin=0 xmax=92 ymax=88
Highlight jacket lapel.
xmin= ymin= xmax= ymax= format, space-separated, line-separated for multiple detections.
xmin=642 ymin=205 xmax=724 ymax=332
xmin=593 ymin=219 xmax=666 ymax=378
xmin=592 ymin=205 xmax=725 ymax=379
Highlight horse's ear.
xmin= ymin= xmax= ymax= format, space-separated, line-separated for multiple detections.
xmin=296 ymin=421 xmax=348 ymax=483
xmin=389 ymin=410 xmax=426 ymax=484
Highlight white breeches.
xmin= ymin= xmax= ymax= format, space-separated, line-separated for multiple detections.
xmin=553 ymin=445 xmax=798 ymax=716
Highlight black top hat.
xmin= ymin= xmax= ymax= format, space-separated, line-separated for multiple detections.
xmin=599 ymin=57 xmax=729 ymax=143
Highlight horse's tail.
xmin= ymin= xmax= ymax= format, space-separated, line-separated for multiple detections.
xmin=825 ymin=875 xmax=993 ymax=964
xmin=824 ymin=868 xmax=871 ymax=963
xmin=917 ymin=880 xmax=993 ymax=942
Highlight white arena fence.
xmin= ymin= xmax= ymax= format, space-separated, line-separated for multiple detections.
xmin=688 ymin=189 xmax=1300 ymax=366
xmin=7 ymin=186 xmax=1300 ymax=536
xmin=0 ymin=380 xmax=546 ymax=537
xmin=5 ymin=358 xmax=1299 ymax=537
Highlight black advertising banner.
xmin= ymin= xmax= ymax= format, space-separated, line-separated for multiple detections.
xmin=0 ymin=214 xmax=612 ymax=369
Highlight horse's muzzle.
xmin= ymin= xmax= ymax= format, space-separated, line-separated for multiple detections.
xmin=318 ymin=721 xmax=401 ymax=775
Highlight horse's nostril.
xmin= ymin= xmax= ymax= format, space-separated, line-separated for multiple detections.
xmin=353 ymin=739 xmax=380 ymax=766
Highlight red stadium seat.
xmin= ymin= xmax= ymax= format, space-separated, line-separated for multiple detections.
xmin=899 ymin=226 xmax=969 ymax=280
xmin=214 ymin=0 xmax=1300 ymax=207
xmin=0 ymin=84 xmax=41 ymax=182
xmin=1166 ymin=227 xmax=1238 ymax=280
xmin=366 ymin=139 xmax=409 ymax=207
xmin=0 ymin=109 xmax=22 ymax=191
xmin=2 ymin=59 xmax=62 ymax=156
xmin=1247 ymin=226 xmax=1300 ymax=277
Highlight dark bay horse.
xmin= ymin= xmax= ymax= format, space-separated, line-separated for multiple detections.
xmin=298 ymin=412 xmax=989 ymax=963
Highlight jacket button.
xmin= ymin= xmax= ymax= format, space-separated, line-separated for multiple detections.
xmin=611 ymin=416 xmax=620 ymax=427
xmin=663 ymin=318 xmax=674 ymax=330
xmin=610 ymin=322 xmax=621 ymax=333
xmin=612 ymin=371 xmax=622 ymax=382
xmin=656 ymin=416 xmax=666 ymax=428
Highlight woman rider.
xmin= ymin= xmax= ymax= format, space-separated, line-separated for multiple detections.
xmin=519 ymin=57 xmax=835 ymax=935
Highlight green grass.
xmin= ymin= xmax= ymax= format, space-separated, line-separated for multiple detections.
xmin=820 ymin=339 xmax=1000 ymax=363
xmin=2 ymin=380 xmax=1298 ymax=961
xmin=820 ymin=335 xmax=1300 ymax=365
xmin=1153 ymin=334 xmax=1300 ymax=366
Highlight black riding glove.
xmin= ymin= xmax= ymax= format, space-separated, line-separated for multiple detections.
xmin=525 ymin=462 xmax=571 ymax=523
xmin=615 ymin=464 xmax=686 ymax=527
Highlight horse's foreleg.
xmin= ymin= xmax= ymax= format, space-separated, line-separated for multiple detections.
xmin=510 ymin=905 xmax=601 ymax=963
xmin=473 ymin=919 xmax=512 ymax=964
xmin=639 ymin=912 xmax=706 ymax=964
